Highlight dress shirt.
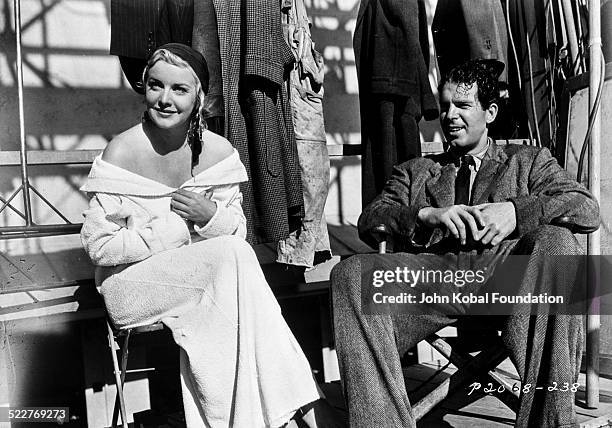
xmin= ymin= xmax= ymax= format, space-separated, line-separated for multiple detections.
xmin=461 ymin=138 xmax=490 ymax=197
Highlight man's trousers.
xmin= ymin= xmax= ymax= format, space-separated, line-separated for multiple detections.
xmin=332 ymin=226 xmax=583 ymax=427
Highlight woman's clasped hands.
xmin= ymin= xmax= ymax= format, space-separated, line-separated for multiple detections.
xmin=171 ymin=188 xmax=217 ymax=227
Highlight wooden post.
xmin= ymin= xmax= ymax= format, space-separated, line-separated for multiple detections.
xmin=586 ymin=0 xmax=602 ymax=409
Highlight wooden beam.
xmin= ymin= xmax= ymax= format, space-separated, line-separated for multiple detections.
xmin=0 ymin=149 xmax=100 ymax=166
xmin=0 ymin=139 xmax=532 ymax=167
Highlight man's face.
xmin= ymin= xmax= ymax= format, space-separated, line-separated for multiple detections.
xmin=439 ymin=81 xmax=496 ymax=153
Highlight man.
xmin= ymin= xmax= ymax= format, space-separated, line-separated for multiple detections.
xmin=331 ymin=59 xmax=600 ymax=427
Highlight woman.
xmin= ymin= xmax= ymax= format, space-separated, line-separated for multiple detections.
xmin=80 ymin=43 xmax=342 ymax=428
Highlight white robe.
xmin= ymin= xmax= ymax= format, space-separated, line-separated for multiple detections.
xmin=80 ymin=150 xmax=320 ymax=427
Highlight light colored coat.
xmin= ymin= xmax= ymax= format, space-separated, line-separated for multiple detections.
xmin=80 ymin=149 xmax=248 ymax=268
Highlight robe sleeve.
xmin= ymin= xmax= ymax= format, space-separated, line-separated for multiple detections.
xmin=193 ymin=183 xmax=247 ymax=240
xmin=81 ymin=192 xmax=190 ymax=266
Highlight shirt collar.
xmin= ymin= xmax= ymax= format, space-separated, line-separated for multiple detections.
xmin=448 ymin=138 xmax=490 ymax=172
xmin=470 ymin=139 xmax=490 ymax=172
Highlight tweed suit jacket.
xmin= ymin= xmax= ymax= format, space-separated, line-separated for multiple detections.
xmin=358 ymin=142 xmax=600 ymax=252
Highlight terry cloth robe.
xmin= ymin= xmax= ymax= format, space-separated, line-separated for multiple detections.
xmin=80 ymin=148 xmax=320 ymax=428
xmin=213 ymin=0 xmax=304 ymax=245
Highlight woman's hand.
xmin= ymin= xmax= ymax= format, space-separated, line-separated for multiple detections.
xmin=171 ymin=189 xmax=217 ymax=226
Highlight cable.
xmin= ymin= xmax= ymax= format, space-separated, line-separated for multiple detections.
xmin=576 ymin=48 xmax=605 ymax=182
xmin=506 ymin=0 xmax=535 ymax=143
xmin=574 ymin=0 xmax=587 ymax=73
xmin=544 ymin=0 xmax=556 ymax=149
xmin=526 ymin=34 xmax=543 ymax=146
xmin=547 ymin=0 xmax=562 ymax=151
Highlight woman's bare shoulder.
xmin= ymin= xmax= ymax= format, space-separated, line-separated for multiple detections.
xmin=200 ymin=131 xmax=235 ymax=166
xmin=102 ymin=125 xmax=147 ymax=169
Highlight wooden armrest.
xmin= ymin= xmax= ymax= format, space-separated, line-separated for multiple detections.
xmin=552 ymin=216 xmax=583 ymax=234
xmin=370 ymin=224 xmax=391 ymax=254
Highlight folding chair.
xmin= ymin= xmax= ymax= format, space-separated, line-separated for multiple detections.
xmin=105 ymin=320 xmax=165 ymax=428
xmin=370 ymin=224 xmax=519 ymax=421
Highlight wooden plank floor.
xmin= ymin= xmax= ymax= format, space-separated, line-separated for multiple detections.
xmin=322 ymin=358 xmax=612 ymax=427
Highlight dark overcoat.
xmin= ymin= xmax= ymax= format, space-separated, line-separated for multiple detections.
xmin=353 ymin=0 xmax=439 ymax=206
xmin=110 ymin=0 xmax=193 ymax=59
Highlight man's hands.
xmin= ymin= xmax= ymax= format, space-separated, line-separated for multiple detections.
xmin=417 ymin=202 xmax=516 ymax=246
xmin=171 ymin=189 xmax=217 ymax=226
xmin=418 ymin=205 xmax=486 ymax=245
xmin=475 ymin=202 xmax=517 ymax=245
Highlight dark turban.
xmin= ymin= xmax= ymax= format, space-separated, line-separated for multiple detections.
xmin=157 ymin=43 xmax=209 ymax=94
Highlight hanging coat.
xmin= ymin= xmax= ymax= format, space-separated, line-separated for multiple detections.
xmin=354 ymin=0 xmax=439 ymax=207
xmin=110 ymin=0 xmax=193 ymax=59
xmin=213 ymin=0 xmax=304 ymax=244
xmin=192 ymin=0 xmax=224 ymax=134
xmin=110 ymin=0 xmax=193 ymax=91
xmin=277 ymin=0 xmax=332 ymax=267
xmin=432 ymin=0 xmax=509 ymax=81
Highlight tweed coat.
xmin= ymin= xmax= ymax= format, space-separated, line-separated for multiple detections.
xmin=359 ymin=142 xmax=600 ymax=251
xmin=213 ymin=0 xmax=304 ymax=244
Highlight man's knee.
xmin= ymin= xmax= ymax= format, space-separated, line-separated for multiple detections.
xmin=331 ymin=254 xmax=367 ymax=301
xmin=517 ymin=225 xmax=581 ymax=255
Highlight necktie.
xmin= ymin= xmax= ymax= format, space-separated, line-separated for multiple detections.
xmin=455 ymin=155 xmax=473 ymax=205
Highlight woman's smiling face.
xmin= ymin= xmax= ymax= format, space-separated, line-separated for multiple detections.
xmin=145 ymin=61 xmax=199 ymax=131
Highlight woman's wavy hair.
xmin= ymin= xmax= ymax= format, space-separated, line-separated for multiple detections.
xmin=141 ymin=49 xmax=207 ymax=167
xmin=438 ymin=59 xmax=503 ymax=110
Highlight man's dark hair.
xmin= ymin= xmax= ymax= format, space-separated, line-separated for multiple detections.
xmin=438 ymin=59 xmax=503 ymax=110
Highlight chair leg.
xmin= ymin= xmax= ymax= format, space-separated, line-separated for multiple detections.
xmin=427 ymin=335 xmax=520 ymax=409
xmin=413 ymin=342 xmax=509 ymax=421
xmin=106 ymin=321 xmax=129 ymax=428
xmin=112 ymin=331 xmax=132 ymax=427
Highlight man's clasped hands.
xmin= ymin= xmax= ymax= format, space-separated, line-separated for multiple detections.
xmin=418 ymin=201 xmax=517 ymax=246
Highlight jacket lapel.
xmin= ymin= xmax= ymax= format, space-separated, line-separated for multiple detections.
xmin=427 ymin=154 xmax=457 ymax=208
xmin=471 ymin=143 xmax=508 ymax=205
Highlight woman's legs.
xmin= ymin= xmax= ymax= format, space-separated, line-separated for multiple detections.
xmin=100 ymin=235 xmax=321 ymax=427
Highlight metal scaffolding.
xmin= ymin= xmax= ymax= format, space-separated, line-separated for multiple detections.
xmin=0 ymin=0 xmax=90 ymax=240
